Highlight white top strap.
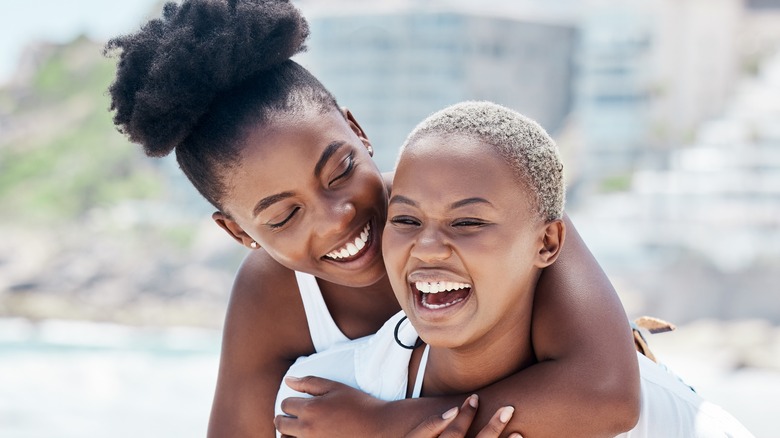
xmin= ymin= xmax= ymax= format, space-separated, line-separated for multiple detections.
xmin=294 ymin=271 xmax=350 ymax=352
xmin=411 ymin=344 xmax=430 ymax=398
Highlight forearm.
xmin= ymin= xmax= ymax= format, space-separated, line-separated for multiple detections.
xmin=374 ymin=394 xmax=464 ymax=437
xmin=469 ymin=355 xmax=637 ymax=437
xmin=377 ymin=352 xmax=635 ymax=438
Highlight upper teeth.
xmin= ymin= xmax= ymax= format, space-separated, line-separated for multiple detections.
xmin=326 ymin=223 xmax=370 ymax=259
xmin=415 ymin=281 xmax=471 ymax=294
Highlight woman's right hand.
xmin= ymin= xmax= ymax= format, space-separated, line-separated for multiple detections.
xmin=405 ymin=394 xmax=522 ymax=438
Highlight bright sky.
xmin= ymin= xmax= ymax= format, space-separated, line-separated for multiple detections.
xmin=0 ymin=0 xmax=160 ymax=84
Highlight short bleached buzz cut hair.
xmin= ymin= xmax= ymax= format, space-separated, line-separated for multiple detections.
xmin=399 ymin=101 xmax=565 ymax=222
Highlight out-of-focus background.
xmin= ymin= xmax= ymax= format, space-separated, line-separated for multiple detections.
xmin=1 ymin=0 xmax=778 ymax=436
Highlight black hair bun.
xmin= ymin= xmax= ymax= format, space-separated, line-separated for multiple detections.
xmin=105 ymin=0 xmax=309 ymax=157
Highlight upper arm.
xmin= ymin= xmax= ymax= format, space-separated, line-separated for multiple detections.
xmin=531 ymin=214 xmax=641 ymax=427
xmin=207 ymin=250 xmax=315 ymax=438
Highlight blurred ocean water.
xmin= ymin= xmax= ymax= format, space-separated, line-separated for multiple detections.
xmin=1 ymin=318 xmax=777 ymax=437
xmin=0 ymin=319 xmax=220 ymax=438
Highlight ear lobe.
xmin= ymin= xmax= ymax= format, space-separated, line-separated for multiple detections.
xmin=341 ymin=106 xmax=373 ymax=155
xmin=212 ymin=211 xmax=259 ymax=249
xmin=537 ymin=219 xmax=565 ymax=268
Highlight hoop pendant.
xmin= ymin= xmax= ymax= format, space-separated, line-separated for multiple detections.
xmin=394 ymin=315 xmax=424 ymax=350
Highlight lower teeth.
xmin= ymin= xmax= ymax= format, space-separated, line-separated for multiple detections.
xmin=421 ymin=295 xmax=464 ymax=309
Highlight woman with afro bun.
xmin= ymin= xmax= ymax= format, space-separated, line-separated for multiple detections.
xmin=105 ymin=0 xmax=640 ymax=436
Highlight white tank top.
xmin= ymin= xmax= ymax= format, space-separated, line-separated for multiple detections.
xmin=294 ymin=271 xmax=351 ymax=352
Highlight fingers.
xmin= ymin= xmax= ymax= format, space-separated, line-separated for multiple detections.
xmin=274 ymin=414 xmax=301 ymax=437
xmin=438 ymin=394 xmax=480 ymax=438
xmin=404 ymin=404 xmax=461 ymax=438
xmin=284 ymin=375 xmax=339 ymax=396
xmin=474 ymin=406 xmax=519 ymax=438
xmin=405 ymin=394 xmax=481 ymax=438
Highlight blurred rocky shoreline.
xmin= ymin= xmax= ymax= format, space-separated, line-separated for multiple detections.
xmin=0 ymin=219 xmax=242 ymax=328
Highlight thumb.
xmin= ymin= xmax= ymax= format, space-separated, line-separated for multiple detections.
xmin=284 ymin=375 xmax=341 ymax=396
xmin=405 ymin=406 xmax=459 ymax=438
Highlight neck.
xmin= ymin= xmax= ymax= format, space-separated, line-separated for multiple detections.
xmin=419 ymin=295 xmax=536 ymax=397
xmin=318 ymin=274 xmax=400 ymax=339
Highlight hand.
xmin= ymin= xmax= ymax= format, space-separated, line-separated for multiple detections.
xmin=274 ymin=376 xmax=386 ymax=438
xmin=406 ymin=394 xmax=522 ymax=438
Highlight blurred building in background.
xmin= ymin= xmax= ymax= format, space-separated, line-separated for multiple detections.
xmin=574 ymin=2 xmax=653 ymax=183
xmin=296 ymin=0 xmax=578 ymax=171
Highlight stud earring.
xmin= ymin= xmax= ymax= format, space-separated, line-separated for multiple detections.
xmin=250 ymin=241 xmax=259 ymax=249
xmin=367 ymin=145 xmax=374 ymax=157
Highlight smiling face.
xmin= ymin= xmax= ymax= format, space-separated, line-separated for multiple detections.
xmin=383 ymin=133 xmax=557 ymax=350
xmin=216 ymin=106 xmax=389 ymax=287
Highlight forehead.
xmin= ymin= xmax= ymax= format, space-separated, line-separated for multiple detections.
xmin=222 ymin=107 xmax=352 ymax=211
xmin=243 ymin=106 xmax=347 ymax=159
xmin=394 ymin=134 xmax=529 ymax=208
xmin=230 ymin=106 xmax=352 ymax=180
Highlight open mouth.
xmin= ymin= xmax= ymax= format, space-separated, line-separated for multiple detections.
xmin=323 ymin=222 xmax=372 ymax=262
xmin=413 ymin=281 xmax=472 ymax=310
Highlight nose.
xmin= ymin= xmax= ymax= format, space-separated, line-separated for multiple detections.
xmin=409 ymin=225 xmax=452 ymax=263
xmin=315 ymin=197 xmax=357 ymax=238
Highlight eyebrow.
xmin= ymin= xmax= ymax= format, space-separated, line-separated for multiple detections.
xmin=388 ymin=195 xmax=493 ymax=210
xmin=313 ymin=141 xmax=346 ymax=179
xmin=388 ymin=195 xmax=417 ymax=207
xmin=253 ymin=191 xmax=295 ymax=217
xmin=449 ymin=197 xmax=493 ymax=209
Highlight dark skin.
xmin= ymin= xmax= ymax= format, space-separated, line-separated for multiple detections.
xmin=207 ymin=107 xmax=640 ymax=437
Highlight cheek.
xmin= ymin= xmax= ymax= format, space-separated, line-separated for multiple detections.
xmin=261 ymin=231 xmax=312 ymax=266
xmin=381 ymin=230 xmax=408 ymax=276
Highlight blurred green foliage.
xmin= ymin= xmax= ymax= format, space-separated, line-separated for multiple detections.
xmin=599 ymin=173 xmax=632 ymax=192
xmin=0 ymin=36 xmax=166 ymax=224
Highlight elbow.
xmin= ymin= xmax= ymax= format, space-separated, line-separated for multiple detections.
xmin=605 ymin=383 xmax=641 ymax=434
xmin=593 ymin=369 xmax=641 ymax=435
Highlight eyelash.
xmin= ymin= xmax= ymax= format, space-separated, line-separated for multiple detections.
xmin=390 ymin=216 xmax=420 ymax=226
xmin=390 ymin=216 xmax=487 ymax=228
xmin=268 ymin=207 xmax=301 ymax=229
xmin=329 ymin=153 xmax=355 ymax=186
xmin=452 ymin=218 xmax=487 ymax=227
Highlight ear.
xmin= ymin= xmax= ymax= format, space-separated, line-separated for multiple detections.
xmin=212 ymin=211 xmax=259 ymax=249
xmin=535 ymin=219 xmax=565 ymax=268
xmin=341 ymin=106 xmax=373 ymax=156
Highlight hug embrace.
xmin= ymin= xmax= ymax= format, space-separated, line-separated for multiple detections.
xmin=105 ymin=0 xmax=754 ymax=436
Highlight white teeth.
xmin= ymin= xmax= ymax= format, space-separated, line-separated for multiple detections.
xmin=414 ymin=281 xmax=471 ymax=294
xmin=421 ymin=296 xmax=465 ymax=310
xmin=326 ymin=223 xmax=371 ymax=260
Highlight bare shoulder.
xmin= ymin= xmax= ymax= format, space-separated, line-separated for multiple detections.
xmin=223 ymin=249 xmax=314 ymax=362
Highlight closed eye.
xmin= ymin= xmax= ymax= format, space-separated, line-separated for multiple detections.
xmin=390 ymin=215 xmax=421 ymax=227
xmin=267 ymin=207 xmax=301 ymax=229
xmin=329 ymin=153 xmax=354 ymax=186
xmin=452 ymin=218 xmax=488 ymax=227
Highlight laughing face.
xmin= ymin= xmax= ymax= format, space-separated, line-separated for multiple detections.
xmin=382 ymin=133 xmax=556 ymax=350
xmin=216 ymin=106 xmax=389 ymax=288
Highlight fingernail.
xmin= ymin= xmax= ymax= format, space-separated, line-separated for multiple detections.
xmin=508 ymin=434 xmax=523 ymax=438
xmin=285 ymin=376 xmax=301 ymax=382
xmin=499 ymin=406 xmax=515 ymax=423
xmin=469 ymin=394 xmax=479 ymax=408
xmin=442 ymin=406 xmax=459 ymax=420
